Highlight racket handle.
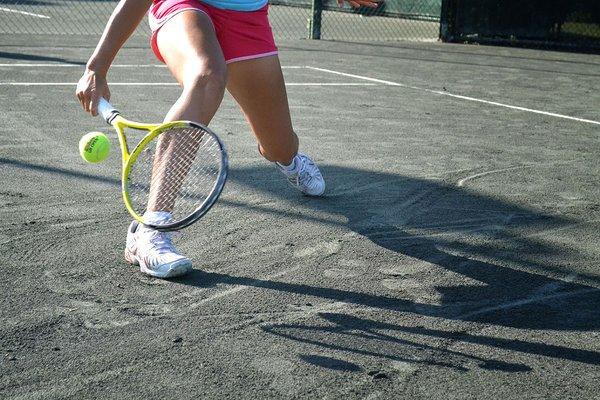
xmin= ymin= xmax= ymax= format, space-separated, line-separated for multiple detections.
xmin=98 ymin=97 xmax=119 ymax=124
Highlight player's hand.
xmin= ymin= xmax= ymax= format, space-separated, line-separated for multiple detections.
xmin=76 ymin=69 xmax=110 ymax=117
xmin=338 ymin=0 xmax=380 ymax=8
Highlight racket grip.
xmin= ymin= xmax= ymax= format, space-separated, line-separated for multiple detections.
xmin=98 ymin=97 xmax=119 ymax=124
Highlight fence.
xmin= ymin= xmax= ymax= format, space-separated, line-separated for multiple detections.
xmin=0 ymin=0 xmax=441 ymax=44
xmin=2 ymin=1 xmax=599 ymax=52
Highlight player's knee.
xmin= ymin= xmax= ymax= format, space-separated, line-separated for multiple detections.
xmin=183 ymin=60 xmax=227 ymax=96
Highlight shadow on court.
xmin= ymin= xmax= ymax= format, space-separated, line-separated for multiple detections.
xmin=185 ymin=264 xmax=600 ymax=369
xmin=0 ymin=0 xmax=52 ymax=5
xmin=0 ymin=51 xmax=84 ymax=65
xmin=261 ymin=312 xmax=599 ymax=372
xmin=178 ymin=165 xmax=600 ymax=370
xmin=3 ymin=157 xmax=599 ymax=370
xmin=184 ymin=165 xmax=600 ymax=326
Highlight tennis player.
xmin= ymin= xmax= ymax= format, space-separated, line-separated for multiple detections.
xmin=76 ymin=0 xmax=378 ymax=278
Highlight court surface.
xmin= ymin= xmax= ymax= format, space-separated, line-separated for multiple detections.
xmin=1 ymin=37 xmax=599 ymax=399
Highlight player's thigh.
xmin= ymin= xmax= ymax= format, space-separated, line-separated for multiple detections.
xmin=156 ymin=10 xmax=226 ymax=86
xmin=226 ymin=55 xmax=294 ymax=139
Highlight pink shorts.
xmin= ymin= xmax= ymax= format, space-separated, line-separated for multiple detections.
xmin=149 ymin=0 xmax=278 ymax=64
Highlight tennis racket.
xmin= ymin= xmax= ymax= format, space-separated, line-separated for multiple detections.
xmin=97 ymin=97 xmax=228 ymax=232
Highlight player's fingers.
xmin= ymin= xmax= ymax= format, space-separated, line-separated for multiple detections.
xmin=76 ymin=85 xmax=91 ymax=114
xmin=77 ymin=92 xmax=89 ymax=114
xmin=89 ymin=96 xmax=99 ymax=117
xmin=75 ymin=86 xmax=85 ymax=108
xmin=83 ymin=92 xmax=93 ymax=114
xmin=349 ymin=0 xmax=360 ymax=7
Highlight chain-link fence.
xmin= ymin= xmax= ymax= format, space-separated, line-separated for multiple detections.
xmin=0 ymin=0 xmax=441 ymax=45
xmin=3 ymin=1 xmax=598 ymax=51
xmin=272 ymin=0 xmax=440 ymax=41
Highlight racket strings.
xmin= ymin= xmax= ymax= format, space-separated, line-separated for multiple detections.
xmin=128 ymin=126 xmax=223 ymax=224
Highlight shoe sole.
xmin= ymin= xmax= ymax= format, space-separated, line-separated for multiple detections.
xmin=284 ymin=177 xmax=325 ymax=197
xmin=140 ymin=261 xmax=192 ymax=279
xmin=303 ymin=185 xmax=325 ymax=196
xmin=125 ymin=250 xmax=192 ymax=279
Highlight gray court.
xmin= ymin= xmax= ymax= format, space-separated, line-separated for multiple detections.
xmin=1 ymin=15 xmax=600 ymax=400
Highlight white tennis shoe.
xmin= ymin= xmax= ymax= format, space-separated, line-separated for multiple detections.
xmin=277 ymin=152 xmax=325 ymax=196
xmin=124 ymin=218 xmax=192 ymax=279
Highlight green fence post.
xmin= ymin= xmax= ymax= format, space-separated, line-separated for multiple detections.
xmin=309 ymin=0 xmax=323 ymax=39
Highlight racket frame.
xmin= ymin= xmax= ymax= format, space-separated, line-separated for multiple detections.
xmin=97 ymin=98 xmax=228 ymax=231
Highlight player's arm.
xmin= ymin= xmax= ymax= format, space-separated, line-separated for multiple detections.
xmin=76 ymin=0 xmax=153 ymax=116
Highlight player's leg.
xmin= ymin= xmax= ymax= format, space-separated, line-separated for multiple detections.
xmin=147 ymin=10 xmax=227 ymax=214
xmin=227 ymin=55 xmax=296 ymax=164
xmin=227 ymin=55 xmax=325 ymax=196
xmin=157 ymin=11 xmax=227 ymax=123
xmin=126 ymin=10 xmax=227 ymax=278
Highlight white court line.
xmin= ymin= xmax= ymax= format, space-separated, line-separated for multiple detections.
xmin=455 ymin=287 xmax=600 ymax=320
xmin=0 ymin=7 xmax=50 ymax=19
xmin=0 ymin=82 xmax=177 ymax=86
xmin=0 ymin=63 xmax=303 ymax=68
xmin=0 ymin=82 xmax=378 ymax=86
xmin=0 ymin=64 xmax=163 ymax=68
xmin=307 ymin=66 xmax=600 ymax=126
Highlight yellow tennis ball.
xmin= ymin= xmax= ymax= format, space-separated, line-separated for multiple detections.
xmin=79 ymin=132 xmax=110 ymax=163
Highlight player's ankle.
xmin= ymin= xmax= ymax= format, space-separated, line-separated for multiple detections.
xmin=257 ymin=144 xmax=298 ymax=165
xmin=276 ymin=155 xmax=298 ymax=172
